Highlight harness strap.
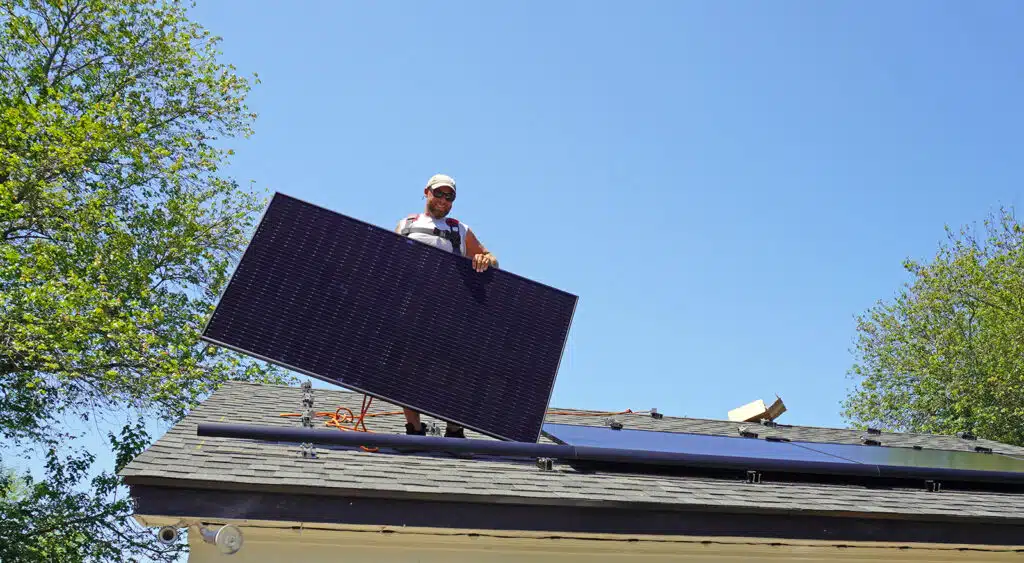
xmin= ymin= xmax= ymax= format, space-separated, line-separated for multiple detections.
xmin=400 ymin=220 xmax=462 ymax=255
xmin=399 ymin=215 xmax=418 ymax=236
xmin=447 ymin=224 xmax=462 ymax=256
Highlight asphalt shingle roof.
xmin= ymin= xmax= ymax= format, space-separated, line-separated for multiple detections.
xmin=121 ymin=381 xmax=1024 ymax=522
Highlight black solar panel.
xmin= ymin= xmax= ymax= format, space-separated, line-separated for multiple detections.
xmin=203 ymin=193 xmax=577 ymax=442
xmin=792 ymin=440 xmax=1024 ymax=479
xmin=543 ymin=423 xmax=1024 ymax=484
xmin=542 ymin=423 xmax=864 ymax=475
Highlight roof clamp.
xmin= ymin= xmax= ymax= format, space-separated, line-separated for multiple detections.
xmin=300 ymin=442 xmax=317 ymax=459
xmin=737 ymin=426 xmax=758 ymax=439
xmin=861 ymin=435 xmax=882 ymax=446
xmin=650 ymin=408 xmax=664 ymax=420
xmin=301 ymin=408 xmax=315 ymax=428
xmin=958 ymin=431 xmax=977 ymax=441
xmin=925 ymin=480 xmax=942 ymax=493
xmin=746 ymin=470 xmax=763 ymax=484
xmin=426 ymin=422 xmax=441 ymax=437
xmin=536 ymin=457 xmax=554 ymax=471
xmin=607 ymin=418 xmax=624 ymax=430
xmin=866 ymin=427 xmax=881 ymax=435
xmin=301 ymin=380 xmax=314 ymax=409
xmin=764 ymin=435 xmax=790 ymax=443
xmin=759 ymin=419 xmax=778 ymax=428
xmin=975 ymin=446 xmax=993 ymax=454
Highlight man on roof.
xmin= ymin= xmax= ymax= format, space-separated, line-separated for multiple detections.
xmin=395 ymin=173 xmax=498 ymax=438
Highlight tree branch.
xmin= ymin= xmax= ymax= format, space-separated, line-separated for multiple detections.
xmin=47 ymin=0 xmax=88 ymax=85
xmin=962 ymin=291 xmax=1005 ymax=313
xmin=3 ymin=230 xmax=57 ymax=243
xmin=25 ymin=1 xmax=78 ymax=102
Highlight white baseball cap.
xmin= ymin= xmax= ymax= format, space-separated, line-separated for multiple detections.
xmin=426 ymin=173 xmax=456 ymax=192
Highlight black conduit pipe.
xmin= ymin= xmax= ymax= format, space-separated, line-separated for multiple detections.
xmin=197 ymin=422 xmax=574 ymax=458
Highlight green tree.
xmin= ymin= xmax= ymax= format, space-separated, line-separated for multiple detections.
xmin=0 ymin=424 xmax=163 ymax=562
xmin=0 ymin=0 xmax=291 ymax=559
xmin=843 ymin=208 xmax=1024 ymax=445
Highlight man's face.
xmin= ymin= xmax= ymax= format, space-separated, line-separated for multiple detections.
xmin=425 ymin=185 xmax=455 ymax=218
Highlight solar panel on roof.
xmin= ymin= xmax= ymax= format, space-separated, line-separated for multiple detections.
xmin=542 ymin=423 xmax=1024 ymax=485
xmin=541 ymin=423 xmax=867 ymax=475
xmin=202 ymin=193 xmax=578 ymax=443
xmin=792 ymin=440 xmax=1024 ymax=481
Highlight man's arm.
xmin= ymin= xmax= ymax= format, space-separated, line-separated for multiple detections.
xmin=465 ymin=228 xmax=498 ymax=272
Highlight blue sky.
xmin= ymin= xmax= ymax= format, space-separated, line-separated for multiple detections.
xmin=6 ymin=1 xmax=1024 ymax=481
xmin=189 ymin=0 xmax=1021 ymax=428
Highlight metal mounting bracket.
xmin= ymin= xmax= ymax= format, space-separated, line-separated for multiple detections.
xmin=737 ymin=426 xmax=758 ymax=439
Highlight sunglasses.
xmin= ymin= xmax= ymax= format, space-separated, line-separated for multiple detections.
xmin=430 ymin=188 xmax=456 ymax=202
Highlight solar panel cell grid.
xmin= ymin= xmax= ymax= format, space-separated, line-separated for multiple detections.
xmin=203 ymin=193 xmax=577 ymax=442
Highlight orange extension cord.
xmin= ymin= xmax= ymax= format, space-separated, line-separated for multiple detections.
xmin=280 ymin=398 xmax=651 ymax=452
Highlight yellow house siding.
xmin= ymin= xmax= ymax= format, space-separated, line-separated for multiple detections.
xmin=184 ymin=524 xmax=1024 ymax=563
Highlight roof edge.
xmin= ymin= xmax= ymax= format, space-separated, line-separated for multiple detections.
xmin=123 ymin=474 xmax=1024 ymax=528
xmin=128 ymin=482 xmax=1024 ymax=547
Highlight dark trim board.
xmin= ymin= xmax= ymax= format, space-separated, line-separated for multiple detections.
xmin=129 ymin=484 xmax=1024 ymax=546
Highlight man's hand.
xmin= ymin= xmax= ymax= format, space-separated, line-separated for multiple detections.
xmin=465 ymin=228 xmax=497 ymax=272
xmin=472 ymin=252 xmax=497 ymax=272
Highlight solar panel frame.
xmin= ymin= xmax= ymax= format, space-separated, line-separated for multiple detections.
xmin=201 ymin=192 xmax=578 ymax=443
